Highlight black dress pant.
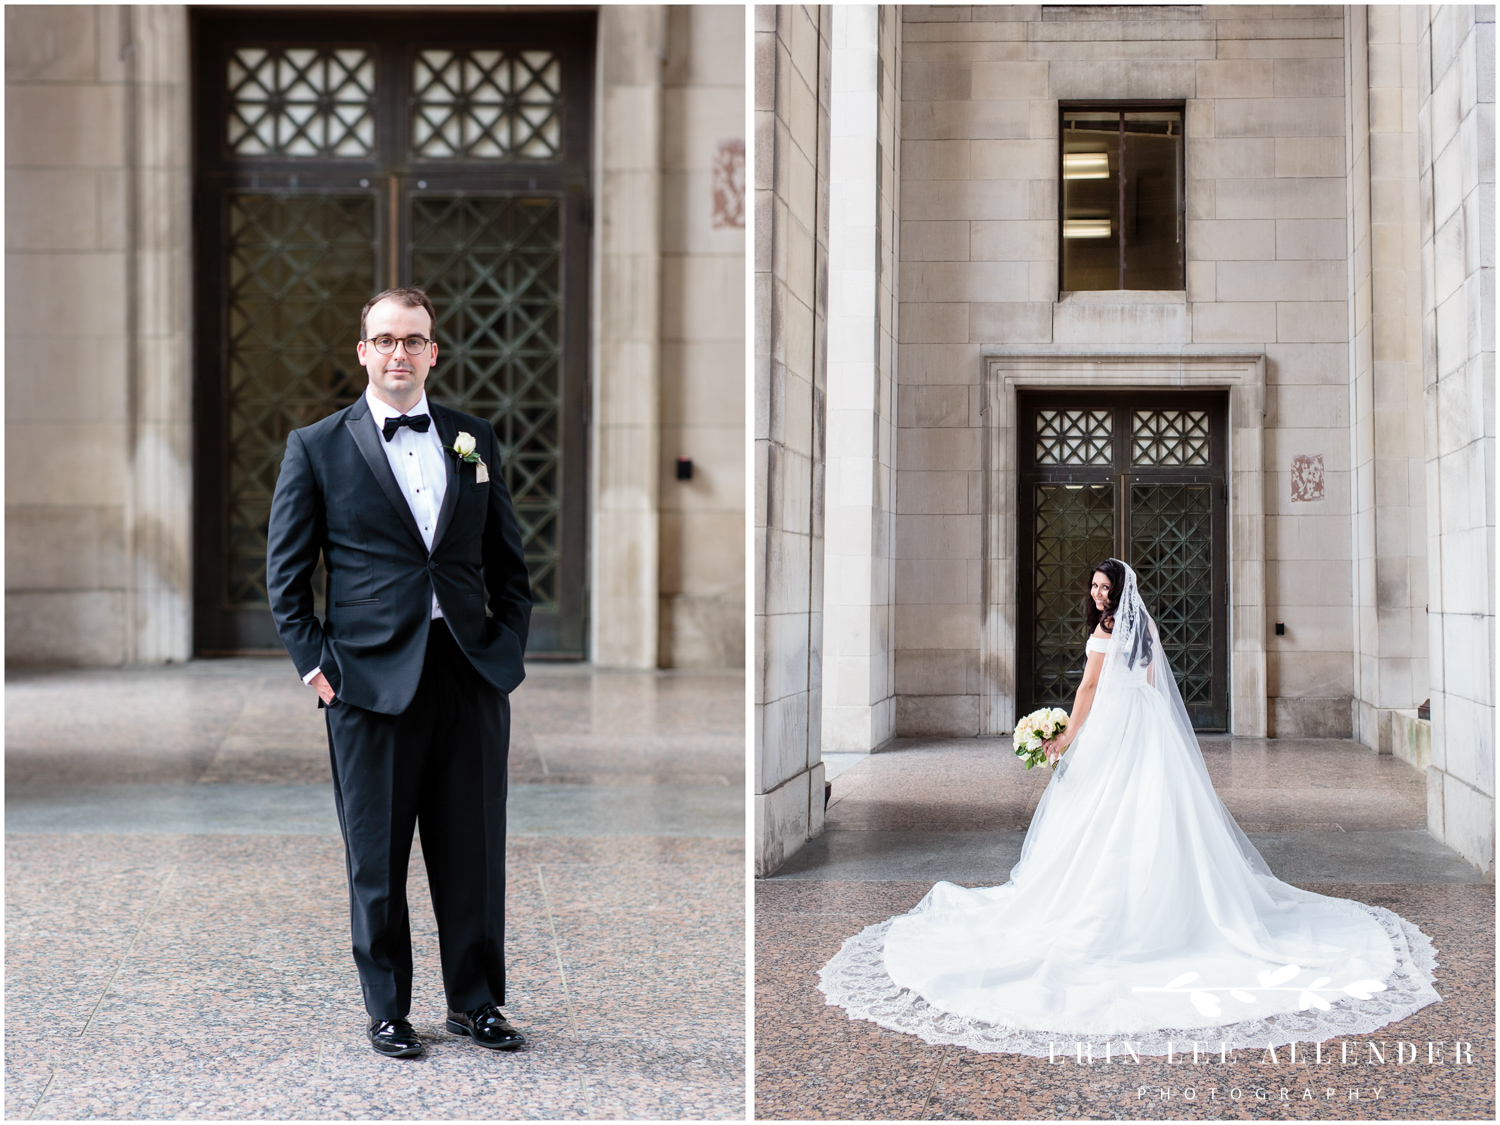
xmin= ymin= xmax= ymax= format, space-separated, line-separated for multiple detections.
xmin=324 ymin=618 xmax=509 ymax=1021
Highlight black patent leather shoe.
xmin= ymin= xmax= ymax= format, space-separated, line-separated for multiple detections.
xmin=445 ymin=1003 xmax=525 ymax=1050
xmin=368 ymin=1018 xmax=423 ymax=1058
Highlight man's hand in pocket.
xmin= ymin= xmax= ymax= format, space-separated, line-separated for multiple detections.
xmin=310 ymin=670 xmax=336 ymax=705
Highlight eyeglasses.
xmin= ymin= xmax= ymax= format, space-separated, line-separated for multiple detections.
xmin=364 ymin=335 xmax=433 ymax=355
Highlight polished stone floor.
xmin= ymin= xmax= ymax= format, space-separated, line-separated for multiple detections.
xmin=6 ymin=657 xmax=747 ymax=1120
xmin=757 ymin=737 xmax=1494 ymax=1121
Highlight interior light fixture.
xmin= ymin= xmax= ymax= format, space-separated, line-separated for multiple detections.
xmin=1063 ymin=152 xmax=1110 ymax=179
xmin=1063 ymin=218 xmax=1112 ymax=239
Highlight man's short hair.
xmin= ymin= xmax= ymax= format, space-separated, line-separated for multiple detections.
xmin=361 ymin=287 xmax=436 ymax=340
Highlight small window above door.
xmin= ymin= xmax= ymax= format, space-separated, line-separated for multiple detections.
xmin=1060 ymin=104 xmax=1184 ymax=293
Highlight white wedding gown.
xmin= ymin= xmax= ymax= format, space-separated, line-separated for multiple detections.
xmin=819 ymin=564 xmax=1440 ymax=1057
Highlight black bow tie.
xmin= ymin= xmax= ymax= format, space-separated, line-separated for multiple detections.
xmin=382 ymin=413 xmax=431 ymax=442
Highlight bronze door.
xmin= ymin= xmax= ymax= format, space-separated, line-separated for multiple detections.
xmin=1017 ymin=392 xmax=1229 ymax=730
xmin=192 ymin=10 xmax=594 ymax=656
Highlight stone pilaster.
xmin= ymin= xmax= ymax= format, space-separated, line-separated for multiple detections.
xmin=822 ymin=5 xmax=901 ymax=752
xmin=592 ymin=6 xmax=665 ymax=668
xmin=755 ymin=4 xmax=831 ymax=875
xmin=1416 ymin=4 xmax=1495 ymax=876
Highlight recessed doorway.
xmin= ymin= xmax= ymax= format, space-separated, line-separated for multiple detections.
xmin=191 ymin=9 xmax=594 ymax=656
xmin=1016 ymin=391 xmax=1229 ymax=730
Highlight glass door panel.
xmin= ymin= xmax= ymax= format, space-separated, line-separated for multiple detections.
xmin=224 ymin=193 xmax=377 ymax=627
xmin=1130 ymin=482 xmax=1215 ymax=726
xmin=412 ymin=193 xmax=582 ymax=654
xmin=1030 ymin=483 xmax=1117 ymax=706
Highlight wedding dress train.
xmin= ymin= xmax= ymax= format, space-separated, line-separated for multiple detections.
xmin=818 ymin=563 xmax=1439 ymax=1057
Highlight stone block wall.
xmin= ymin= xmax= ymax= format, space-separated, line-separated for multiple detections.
xmin=1418 ymin=4 xmax=1494 ymax=876
xmin=892 ymin=5 xmax=1361 ymax=738
xmin=658 ymin=5 xmax=747 ymax=668
xmin=755 ymin=3 xmax=830 ymax=875
xmin=5 ymin=5 xmax=192 ymax=666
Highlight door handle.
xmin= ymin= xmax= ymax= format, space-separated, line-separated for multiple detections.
xmin=388 ymin=174 xmax=400 ymax=287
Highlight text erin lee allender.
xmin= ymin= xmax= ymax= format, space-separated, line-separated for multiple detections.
xmin=1046 ymin=1039 xmax=1477 ymax=1065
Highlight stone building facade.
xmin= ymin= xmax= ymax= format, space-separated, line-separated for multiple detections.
xmin=6 ymin=4 xmax=745 ymax=671
xmin=755 ymin=4 xmax=1493 ymax=875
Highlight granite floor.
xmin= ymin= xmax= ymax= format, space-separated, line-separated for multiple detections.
xmin=756 ymin=738 xmax=1494 ymax=1121
xmin=6 ymin=658 xmax=748 ymax=1120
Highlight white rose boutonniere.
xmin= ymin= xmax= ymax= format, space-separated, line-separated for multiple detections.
xmin=449 ymin=431 xmax=479 ymax=462
xmin=446 ymin=430 xmax=490 ymax=482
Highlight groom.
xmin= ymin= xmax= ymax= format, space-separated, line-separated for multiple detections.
xmin=266 ymin=287 xmax=532 ymax=1058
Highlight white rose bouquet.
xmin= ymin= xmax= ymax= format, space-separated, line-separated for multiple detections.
xmin=1013 ymin=707 xmax=1070 ymax=770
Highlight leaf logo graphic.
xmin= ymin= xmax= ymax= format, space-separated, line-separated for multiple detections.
xmin=1132 ymin=962 xmax=1383 ymax=1019
xmin=1257 ymin=964 xmax=1302 ymax=988
xmin=1189 ymin=990 xmax=1222 ymax=1016
xmin=1342 ymin=979 xmax=1388 ymax=1000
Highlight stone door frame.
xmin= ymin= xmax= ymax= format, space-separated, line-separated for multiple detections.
xmin=980 ymin=349 xmax=1267 ymax=737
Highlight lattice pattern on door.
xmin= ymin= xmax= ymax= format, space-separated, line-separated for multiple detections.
xmin=1132 ymin=409 xmax=1210 ymax=466
xmin=412 ymin=50 xmax=563 ymax=160
xmin=412 ymin=195 xmax=564 ymax=608
xmin=227 ymin=48 xmax=376 ymax=157
xmin=1031 ymin=483 xmax=1117 ymax=704
xmin=224 ymin=193 xmax=376 ymax=608
xmin=1035 ymin=408 xmax=1113 ymax=466
xmin=1131 ymin=483 xmax=1214 ymax=709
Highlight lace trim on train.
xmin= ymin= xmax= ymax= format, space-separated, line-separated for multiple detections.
xmin=816 ymin=904 xmax=1440 ymax=1058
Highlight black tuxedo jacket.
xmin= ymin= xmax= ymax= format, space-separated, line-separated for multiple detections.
xmin=266 ymin=394 xmax=531 ymax=715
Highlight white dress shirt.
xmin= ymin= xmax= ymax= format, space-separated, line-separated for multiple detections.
xmin=303 ymin=387 xmax=448 ymax=687
xmin=366 ymin=387 xmax=448 ymax=571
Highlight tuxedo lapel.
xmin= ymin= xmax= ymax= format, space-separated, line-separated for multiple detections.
xmin=345 ymin=396 xmax=427 ymax=552
xmin=430 ymin=405 xmax=462 ymax=551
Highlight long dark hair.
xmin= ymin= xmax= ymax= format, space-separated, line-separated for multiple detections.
xmin=1085 ymin=558 xmax=1127 ymax=635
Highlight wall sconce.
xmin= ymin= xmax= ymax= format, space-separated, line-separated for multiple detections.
xmin=675 ymin=457 xmax=693 ymax=481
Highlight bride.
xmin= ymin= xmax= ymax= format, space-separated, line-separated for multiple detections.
xmin=819 ymin=559 xmax=1440 ymax=1056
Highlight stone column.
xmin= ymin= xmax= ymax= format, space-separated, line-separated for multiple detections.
xmin=1417 ymin=4 xmax=1495 ymax=875
xmin=5 ymin=5 xmax=192 ymax=666
xmin=755 ymin=4 xmax=831 ymax=875
xmin=592 ymin=6 xmax=665 ymax=668
xmin=129 ymin=6 xmax=193 ymax=663
xmin=657 ymin=5 xmax=747 ymax=668
xmin=821 ymin=5 xmax=900 ymax=752
xmin=1346 ymin=5 xmax=1430 ymax=753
